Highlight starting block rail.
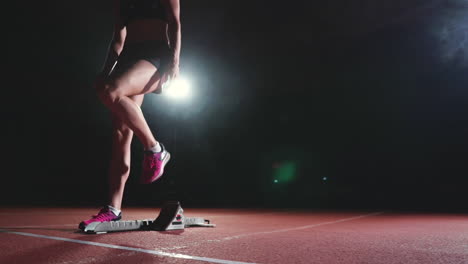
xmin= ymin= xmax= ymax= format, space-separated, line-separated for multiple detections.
xmin=81 ymin=201 xmax=215 ymax=234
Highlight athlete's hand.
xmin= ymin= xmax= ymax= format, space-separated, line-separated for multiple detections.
xmin=156 ymin=59 xmax=179 ymax=93
xmin=166 ymin=60 xmax=180 ymax=81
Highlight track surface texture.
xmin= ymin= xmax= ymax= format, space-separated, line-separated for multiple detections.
xmin=0 ymin=207 xmax=467 ymax=264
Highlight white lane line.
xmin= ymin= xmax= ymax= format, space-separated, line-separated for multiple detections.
xmin=224 ymin=211 xmax=385 ymax=237
xmin=0 ymin=229 xmax=256 ymax=264
xmin=0 ymin=212 xmax=82 ymax=216
xmin=189 ymin=212 xmax=280 ymax=218
xmin=160 ymin=211 xmax=385 ymax=250
xmin=0 ymin=224 xmax=76 ymax=228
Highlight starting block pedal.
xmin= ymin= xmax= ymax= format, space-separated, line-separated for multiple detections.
xmin=151 ymin=200 xmax=184 ymax=231
xmin=82 ymin=201 xmax=215 ymax=234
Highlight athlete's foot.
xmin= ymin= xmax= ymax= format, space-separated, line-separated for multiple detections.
xmin=78 ymin=206 xmax=121 ymax=230
xmin=141 ymin=143 xmax=171 ymax=184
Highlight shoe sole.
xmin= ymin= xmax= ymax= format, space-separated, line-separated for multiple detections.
xmin=157 ymin=152 xmax=171 ymax=180
xmin=78 ymin=215 xmax=122 ymax=231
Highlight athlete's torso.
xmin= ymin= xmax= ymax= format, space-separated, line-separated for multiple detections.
xmin=120 ymin=0 xmax=169 ymax=44
xmin=120 ymin=0 xmax=167 ymax=25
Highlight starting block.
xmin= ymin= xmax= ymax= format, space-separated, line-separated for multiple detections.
xmin=82 ymin=201 xmax=215 ymax=234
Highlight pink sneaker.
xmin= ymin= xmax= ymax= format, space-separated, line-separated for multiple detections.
xmin=78 ymin=206 xmax=121 ymax=230
xmin=141 ymin=143 xmax=171 ymax=184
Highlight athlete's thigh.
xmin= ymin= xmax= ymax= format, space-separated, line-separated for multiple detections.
xmin=109 ymin=60 xmax=163 ymax=96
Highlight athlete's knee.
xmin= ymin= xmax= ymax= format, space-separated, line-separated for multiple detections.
xmin=97 ymin=82 xmax=124 ymax=106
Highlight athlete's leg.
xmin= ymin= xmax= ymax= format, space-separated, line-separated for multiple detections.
xmin=96 ymin=59 xmax=170 ymax=187
xmin=108 ymin=94 xmax=144 ymax=210
xmin=78 ymin=96 xmax=141 ymax=230
xmin=96 ymin=60 xmax=163 ymax=149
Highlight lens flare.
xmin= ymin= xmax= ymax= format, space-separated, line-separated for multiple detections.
xmin=273 ymin=161 xmax=297 ymax=184
xmin=165 ymin=77 xmax=191 ymax=100
xmin=431 ymin=0 xmax=468 ymax=66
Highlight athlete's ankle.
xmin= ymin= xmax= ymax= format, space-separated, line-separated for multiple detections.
xmin=107 ymin=205 xmax=121 ymax=216
xmin=146 ymin=142 xmax=162 ymax=153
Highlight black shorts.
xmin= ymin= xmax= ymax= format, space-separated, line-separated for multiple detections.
xmin=112 ymin=41 xmax=171 ymax=78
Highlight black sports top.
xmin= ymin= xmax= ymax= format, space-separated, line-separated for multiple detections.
xmin=120 ymin=0 xmax=167 ymax=25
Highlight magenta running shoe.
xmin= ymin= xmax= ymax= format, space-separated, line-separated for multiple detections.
xmin=78 ymin=206 xmax=121 ymax=230
xmin=141 ymin=143 xmax=171 ymax=184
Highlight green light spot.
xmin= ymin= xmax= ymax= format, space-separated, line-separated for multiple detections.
xmin=274 ymin=179 xmax=278 ymax=183
xmin=273 ymin=161 xmax=297 ymax=183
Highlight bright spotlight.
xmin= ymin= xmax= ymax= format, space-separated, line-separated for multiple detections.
xmin=164 ymin=77 xmax=191 ymax=100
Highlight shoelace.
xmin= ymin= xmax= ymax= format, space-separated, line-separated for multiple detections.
xmin=92 ymin=210 xmax=114 ymax=220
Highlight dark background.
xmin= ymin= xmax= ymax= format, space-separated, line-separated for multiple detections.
xmin=3 ymin=0 xmax=468 ymax=212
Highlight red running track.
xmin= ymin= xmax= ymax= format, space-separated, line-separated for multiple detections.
xmin=0 ymin=207 xmax=467 ymax=264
